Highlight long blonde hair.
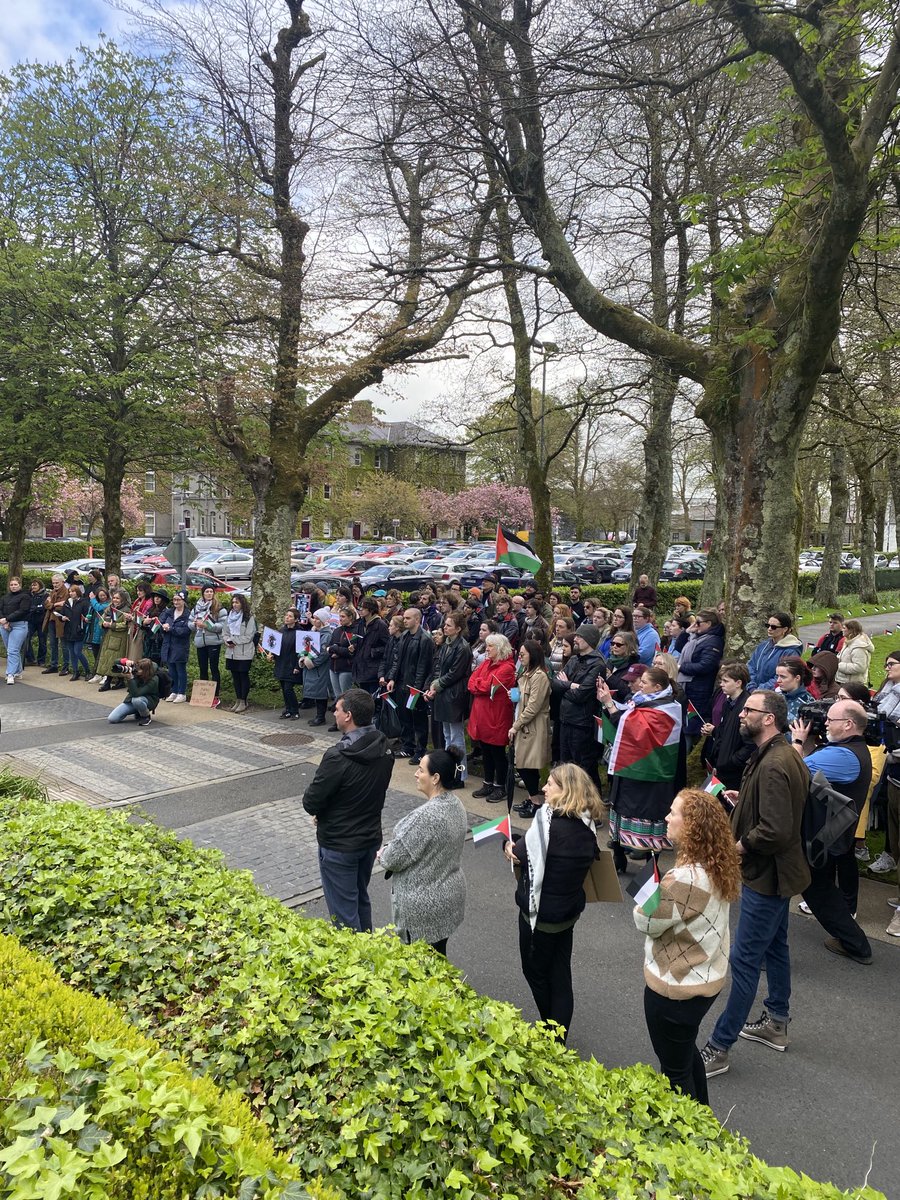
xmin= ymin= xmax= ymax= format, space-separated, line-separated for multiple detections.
xmin=546 ymin=763 xmax=604 ymax=821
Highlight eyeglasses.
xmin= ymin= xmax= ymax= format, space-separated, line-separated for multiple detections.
xmin=740 ymin=706 xmax=770 ymax=715
xmin=824 ymin=715 xmax=850 ymax=724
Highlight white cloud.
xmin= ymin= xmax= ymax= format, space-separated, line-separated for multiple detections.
xmin=0 ymin=0 xmax=127 ymax=70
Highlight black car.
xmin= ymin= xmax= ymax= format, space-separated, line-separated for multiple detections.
xmin=361 ymin=567 xmax=435 ymax=593
xmin=658 ymin=557 xmax=705 ymax=581
xmin=567 ymin=557 xmax=619 ymax=584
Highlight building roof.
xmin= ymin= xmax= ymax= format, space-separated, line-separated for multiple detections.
xmin=341 ymin=419 xmax=458 ymax=450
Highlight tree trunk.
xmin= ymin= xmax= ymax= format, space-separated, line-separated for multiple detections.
xmin=251 ymin=487 xmax=296 ymax=629
xmin=852 ymin=451 xmax=878 ymax=604
xmin=6 ymin=456 xmax=38 ymax=577
xmin=699 ymin=444 xmax=728 ymax=608
xmin=814 ymin=443 xmax=847 ymax=607
xmin=889 ymin=451 xmax=900 ymax=556
xmin=101 ymin=440 xmax=127 ymax=576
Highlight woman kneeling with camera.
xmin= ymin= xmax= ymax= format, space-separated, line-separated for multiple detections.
xmin=107 ymin=658 xmax=160 ymax=727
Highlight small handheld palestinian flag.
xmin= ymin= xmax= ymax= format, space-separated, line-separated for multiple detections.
xmin=406 ymin=686 xmax=424 ymax=710
xmin=495 ymin=523 xmax=541 ymax=573
xmin=490 ymin=677 xmax=510 ymax=700
xmin=595 ymin=710 xmax=617 ymax=744
xmin=703 ymin=773 xmax=725 ymax=798
xmin=626 ymin=858 xmax=661 ymax=916
xmin=150 ymin=620 xmax=162 ymax=634
xmin=375 ymin=689 xmax=397 ymax=709
xmin=686 ymin=699 xmax=704 ymax=725
xmin=472 ymin=813 xmax=511 ymax=843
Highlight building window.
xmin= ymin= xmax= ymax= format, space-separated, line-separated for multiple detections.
xmin=210 ymin=511 xmax=217 ymax=534
xmin=323 ymin=520 xmax=332 ymax=537
xmin=224 ymin=516 xmax=232 ymax=536
xmin=324 ymin=483 xmax=332 ymax=499
xmin=374 ymin=452 xmax=382 ymax=469
xmin=144 ymin=513 xmax=156 ymax=536
xmin=80 ymin=518 xmax=90 ymax=538
xmin=352 ymin=449 xmax=362 ymax=466
xmin=199 ymin=512 xmax=207 ymax=534
xmin=304 ymin=484 xmax=311 ymax=498
xmin=182 ymin=509 xmax=191 ymax=528
xmin=145 ymin=470 xmax=156 ymax=493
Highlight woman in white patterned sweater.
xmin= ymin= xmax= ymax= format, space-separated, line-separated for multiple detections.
xmin=633 ymin=787 xmax=740 ymax=1104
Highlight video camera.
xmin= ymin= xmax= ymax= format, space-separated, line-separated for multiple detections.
xmin=797 ymin=697 xmax=883 ymax=747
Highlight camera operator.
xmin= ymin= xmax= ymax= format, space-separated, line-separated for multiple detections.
xmin=106 ymin=658 xmax=159 ymax=727
xmin=790 ymin=700 xmax=873 ymax=965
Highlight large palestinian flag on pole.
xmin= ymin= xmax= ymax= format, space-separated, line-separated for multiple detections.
xmin=495 ymin=524 xmax=541 ymax=572
xmin=606 ymin=697 xmax=682 ymax=782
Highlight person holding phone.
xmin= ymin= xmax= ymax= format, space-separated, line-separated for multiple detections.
xmin=224 ymin=593 xmax=257 ymax=713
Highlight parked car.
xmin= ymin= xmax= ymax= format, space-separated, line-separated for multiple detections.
xmin=120 ymin=566 xmax=238 ymax=592
xmin=121 ymin=537 xmax=161 ymax=554
xmin=187 ymin=550 xmax=255 ymax=581
xmin=52 ymin=558 xmax=106 ymax=575
xmin=565 ymin=557 xmax=620 ymax=584
xmin=360 ymin=567 xmax=435 ymax=592
xmin=658 ymin=557 xmax=706 ymax=581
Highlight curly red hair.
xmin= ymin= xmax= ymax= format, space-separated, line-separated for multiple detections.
xmin=673 ymin=788 xmax=741 ymax=902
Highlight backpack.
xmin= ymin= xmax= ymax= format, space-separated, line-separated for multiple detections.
xmin=156 ymin=667 xmax=172 ymax=700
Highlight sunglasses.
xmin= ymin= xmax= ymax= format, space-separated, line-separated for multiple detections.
xmin=766 ymin=623 xmax=782 ymax=630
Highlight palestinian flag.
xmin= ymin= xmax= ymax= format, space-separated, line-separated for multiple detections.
xmin=406 ymin=687 xmax=424 ymax=710
xmin=703 ymin=773 xmax=725 ymax=798
xmin=472 ymin=813 xmax=511 ymax=843
xmin=495 ymin=524 xmax=541 ymax=572
xmin=490 ymin=678 xmax=509 ymax=700
xmin=626 ymin=858 xmax=661 ymax=915
xmin=607 ymin=697 xmax=682 ymax=782
xmin=375 ymin=689 xmax=396 ymax=709
xmin=685 ymin=699 xmax=704 ymax=725
xmin=595 ymin=710 xmax=618 ymax=744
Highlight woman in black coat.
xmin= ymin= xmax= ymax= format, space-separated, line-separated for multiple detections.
xmin=700 ymin=663 xmax=753 ymax=790
xmin=425 ymin=611 xmax=472 ymax=786
xmin=503 ymin=763 xmax=603 ymax=1041
xmin=271 ymin=607 xmax=302 ymax=718
xmin=604 ymin=630 xmax=642 ymax=702
xmin=59 ymin=584 xmax=92 ymax=681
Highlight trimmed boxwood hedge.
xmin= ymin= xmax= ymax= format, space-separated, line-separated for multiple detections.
xmin=0 ymin=787 xmax=881 ymax=1200
xmin=0 ymin=541 xmax=95 ymax=564
xmin=0 ymin=934 xmax=319 ymax=1199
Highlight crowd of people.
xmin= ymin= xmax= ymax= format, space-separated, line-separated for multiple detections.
xmin=4 ymin=568 xmax=897 ymax=1106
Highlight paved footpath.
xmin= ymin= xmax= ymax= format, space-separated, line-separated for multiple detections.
xmin=1 ymin=664 xmax=898 ymax=1195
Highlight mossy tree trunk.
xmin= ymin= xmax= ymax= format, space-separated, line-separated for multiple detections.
xmin=814 ymin=443 xmax=848 ymax=608
xmin=5 ymin=457 xmax=38 ymax=578
xmin=851 ymin=449 xmax=878 ymax=605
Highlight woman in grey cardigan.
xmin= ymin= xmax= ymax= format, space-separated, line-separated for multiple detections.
xmin=378 ymin=747 xmax=468 ymax=955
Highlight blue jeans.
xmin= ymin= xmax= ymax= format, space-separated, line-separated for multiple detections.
xmin=108 ymin=696 xmax=150 ymax=723
xmin=443 ymin=720 xmax=467 ymax=780
xmin=1 ymin=622 xmax=29 ymax=676
xmin=169 ymin=661 xmax=187 ymax=695
xmin=709 ymin=885 xmax=791 ymax=1051
xmin=317 ymin=844 xmax=378 ymax=931
xmin=329 ymin=670 xmax=353 ymax=701
xmin=68 ymin=640 xmax=91 ymax=676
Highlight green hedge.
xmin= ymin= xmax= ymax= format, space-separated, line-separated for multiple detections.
xmin=0 ymin=934 xmax=320 ymax=1199
xmin=0 ymin=541 xmax=95 ymax=564
xmin=797 ymin=568 xmax=900 ymax=597
xmin=0 ymin=788 xmax=879 ymax=1200
xmin=549 ymin=580 xmax=704 ymax=610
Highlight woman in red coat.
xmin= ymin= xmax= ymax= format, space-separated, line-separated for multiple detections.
xmin=468 ymin=632 xmax=517 ymax=803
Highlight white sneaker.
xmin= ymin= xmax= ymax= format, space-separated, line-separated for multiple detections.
xmin=855 ymin=844 xmax=871 ymax=862
xmin=886 ymin=912 xmax=900 ymax=937
xmin=172 ymin=694 xmax=187 ymax=703
xmin=869 ymin=852 xmax=897 ymax=873
xmin=165 ymin=694 xmax=176 ymax=702
xmin=798 ymin=901 xmax=812 ymax=915
xmin=5 ymin=675 xmax=13 ymax=685
xmin=887 ymin=898 xmax=900 ymax=910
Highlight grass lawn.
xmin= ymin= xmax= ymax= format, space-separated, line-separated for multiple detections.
xmin=794 ymin=591 xmax=900 ymax=628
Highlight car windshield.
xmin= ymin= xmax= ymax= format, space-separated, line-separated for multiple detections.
xmin=362 ymin=565 xmax=391 ymax=577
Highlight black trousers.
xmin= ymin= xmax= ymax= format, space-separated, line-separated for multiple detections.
xmin=802 ymin=861 xmax=871 ymax=958
xmin=559 ymin=723 xmax=602 ymax=795
xmin=643 ymin=986 xmax=715 ymax=1105
xmin=518 ymin=913 xmax=575 ymax=1040
xmin=280 ymin=679 xmax=299 ymax=714
xmin=398 ymin=701 xmax=429 ymax=756
xmin=228 ymin=661 xmax=251 ymax=700
xmin=519 ymin=767 xmax=541 ymax=796
xmin=479 ymin=742 xmax=507 ymax=787
xmin=196 ymin=644 xmax=222 ymax=694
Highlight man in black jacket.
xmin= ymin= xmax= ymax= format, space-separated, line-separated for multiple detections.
xmin=387 ymin=607 xmax=435 ymax=762
xmin=24 ymin=579 xmax=49 ymax=666
xmin=351 ymin=597 xmax=388 ymax=694
xmin=302 ymin=688 xmax=394 ymax=931
xmin=551 ymin=624 xmax=607 ymax=792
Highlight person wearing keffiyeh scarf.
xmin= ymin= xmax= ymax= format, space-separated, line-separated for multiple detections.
xmin=504 ymin=763 xmax=603 ymax=1041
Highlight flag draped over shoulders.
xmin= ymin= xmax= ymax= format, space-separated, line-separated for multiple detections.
xmin=607 ymin=689 xmax=682 ymax=782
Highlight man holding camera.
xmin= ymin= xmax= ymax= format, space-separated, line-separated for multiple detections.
xmin=790 ymin=700 xmax=873 ymax=965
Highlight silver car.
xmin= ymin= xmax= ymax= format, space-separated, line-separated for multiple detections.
xmin=188 ymin=550 xmax=255 ymax=581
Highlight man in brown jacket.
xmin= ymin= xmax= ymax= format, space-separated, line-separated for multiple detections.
xmin=702 ymin=690 xmax=810 ymax=1078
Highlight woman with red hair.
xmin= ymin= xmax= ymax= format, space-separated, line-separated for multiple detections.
xmin=633 ymin=787 xmax=741 ymax=1104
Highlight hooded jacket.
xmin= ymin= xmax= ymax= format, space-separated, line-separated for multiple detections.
xmin=302 ymin=726 xmax=394 ymax=851
xmin=809 ymin=651 xmax=839 ymax=700
xmin=747 ymin=632 xmax=804 ymax=690
xmin=676 ymin=622 xmax=725 ymax=717
xmin=835 ymin=633 xmax=874 ymax=686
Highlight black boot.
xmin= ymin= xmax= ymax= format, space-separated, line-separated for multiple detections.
xmin=99 ymin=680 xmax=112 ymax=692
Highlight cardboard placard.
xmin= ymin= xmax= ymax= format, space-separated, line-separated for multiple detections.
xmin=190 ymin=679 xmax=219 ymax=707
xmin=583 ymin=850 xmax=624 ymax=903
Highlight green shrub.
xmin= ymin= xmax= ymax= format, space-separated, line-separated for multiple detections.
xmin=0 ymin=933 xmax=320 ymax=1199
xmin=0 ymin=795 xmax=880 ymax=1200
xmin=0 ymin=541 xmax=94 ymax=564
xmin=548 ymin=581 xmax=704 ymax=610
